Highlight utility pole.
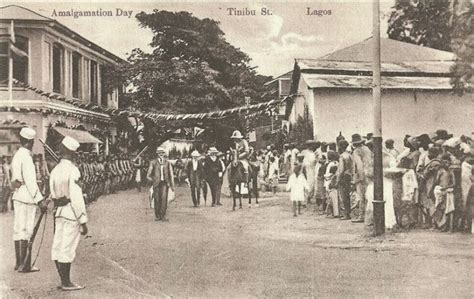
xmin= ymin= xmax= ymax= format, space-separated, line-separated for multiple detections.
xmin=245 ymin=96 xmax=250 ymax=141
xmin=372 ymin=0 xmax=385 ymax=236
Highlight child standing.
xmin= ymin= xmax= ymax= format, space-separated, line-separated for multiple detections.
xmin=267 ymin=156 xmax=280 ymax=194
xmin=286 ymin=164 xmax=309 ymax=217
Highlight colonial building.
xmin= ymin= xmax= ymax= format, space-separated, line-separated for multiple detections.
xmin=0 ymin=5 xmax=124 ymax=155
xmin=287 ymin=37 xmax=473 ymax=147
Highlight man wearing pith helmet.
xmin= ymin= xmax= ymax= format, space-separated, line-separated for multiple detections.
xmin=230 ymin=130 xmax=250 ymax=184
xmin=50 ymin=136 xmax=88 ymax=291
xmin=11 ymin=127 xmax=47 ymax=273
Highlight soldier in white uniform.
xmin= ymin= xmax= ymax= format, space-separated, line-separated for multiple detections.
xmin=230 ymin=130 xmax=250 ymax=184
xmin=11 ymin=127 xmax=46 ymax=273
xmin=50 ymin=136 xmax=88 ymax=291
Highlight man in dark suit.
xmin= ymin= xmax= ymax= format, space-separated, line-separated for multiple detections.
xmin=147 ymin=147 xmax=174 ymax=221
xmin=185 ymin=151 xmax=204 ymax=207
xmin=203 ymin=147 xmax=225 ymax=207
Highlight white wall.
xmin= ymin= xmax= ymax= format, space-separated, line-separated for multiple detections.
xmin=311 ymin=88 xmax=473 ymax=149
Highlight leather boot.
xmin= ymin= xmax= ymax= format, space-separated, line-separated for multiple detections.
xmin=55 ymin=260 xmax=65 ymax=288
xmin=14 ymin=241 xmax=20 ymax=270
xmin=18 ymin=240 xmax=39 ymax=273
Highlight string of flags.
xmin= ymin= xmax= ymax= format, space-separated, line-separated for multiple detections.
xmin=12 ymin=79 xmax=292 ymax=123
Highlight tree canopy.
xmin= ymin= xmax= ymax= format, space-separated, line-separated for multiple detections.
xmin=113 ymin=10 xmax=272 ymax=114
xmin=387 ymin=0 xmax=473 ymax=94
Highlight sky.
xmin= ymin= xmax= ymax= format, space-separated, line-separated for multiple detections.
xmin=6 ymin=1 xmax=396 ymax=77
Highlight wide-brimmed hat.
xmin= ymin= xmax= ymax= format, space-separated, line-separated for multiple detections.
xmin=191 ymin=150 xmax=201 ymax=157
xmin=156 ymin=147 xmax=166 ymax=154
xmin=351 ymin=134 xmax=364 ymax=145
xmin=434 ymin=129 xmax=453 ymax=141
xmin=417 ymin=133 xmax=431 ymax=148
xmin=443 ymin=137 xmax=461 ymax=148
xmin=230 ymin=130 xmax=244 ymax=139
xmin=407 ymin=136 xmax=419 ymax=149
xmin=305 ymin=139 xmax=316 ymax=145
xmin=208 ymin=147 xmax=219 ymax=154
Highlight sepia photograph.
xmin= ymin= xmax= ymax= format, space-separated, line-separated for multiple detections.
xmin=0 ymin=0 xmax=473 ymax=297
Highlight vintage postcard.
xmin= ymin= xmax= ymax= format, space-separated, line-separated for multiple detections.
xmin=0 ymin=0 xmax=472 ymax=298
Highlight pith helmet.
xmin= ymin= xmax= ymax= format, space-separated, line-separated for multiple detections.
xmin=230 ymin=130 xmax=244 ymax=139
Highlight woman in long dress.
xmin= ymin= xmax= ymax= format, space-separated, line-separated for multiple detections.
xmin=365 ymin=151 xmax=398 ymax=229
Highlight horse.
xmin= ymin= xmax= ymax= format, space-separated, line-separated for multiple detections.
xmin=227 ymin=148 xmax=259 ymax=210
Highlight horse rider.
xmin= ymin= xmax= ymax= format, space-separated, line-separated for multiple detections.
xmin=230 ymin=130 xmax=250 ymax=185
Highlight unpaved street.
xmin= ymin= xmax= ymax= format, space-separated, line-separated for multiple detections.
xmin=1 ymin=186 xmax=473 ymax=298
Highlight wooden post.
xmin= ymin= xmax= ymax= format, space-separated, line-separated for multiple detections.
xmin=372 ymin=0 xmax=385 ymax=236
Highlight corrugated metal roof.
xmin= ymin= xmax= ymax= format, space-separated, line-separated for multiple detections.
xmin=301 ymin=73 xmax=452 ymax=90
xmin=318 ymin=37 xmax=455 ymax=62
xmin=296 ymin=59 xmax=453 ymax=74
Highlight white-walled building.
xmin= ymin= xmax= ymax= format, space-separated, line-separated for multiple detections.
xmin=0 ymin=5 xmax=124 ymax=155
xmin=287 ymin=37 xmax=473 ymax=147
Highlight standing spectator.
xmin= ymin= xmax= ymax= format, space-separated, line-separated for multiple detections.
xmin=351 ymin=134 xmax=373 ymax=223
xmin=418 ymin=147 xmax=442 ymax=228
xmin=336 ymin=140 xmax=352 ymax=220
xmin=290 ymin=143 xmax=300 ymax=174
xmin=185 ymin=151 xmax=204 ymax=207
xmin=286 ymin=164 xmax=308 ymax=217
xmin=432 ymin=154 xmax=455 ymax=231
xmin=396 ymin=136 xmax=421 ymax=228
xmin=325 ymin=164 xmax=340 ymax=218
xmin=203 ymin=147 xmax=225 ymax=207
xmin=385 ymin=139 xmax=400 ymax=160
xmin=267 ymin=156 xmax=279 ymax=195
xmin=147 ymin=147 xmax=174 ymax=221
xmin=133 ymin=154 xmax=145 ymax=192
xmin=1 ymin=156 xmax=12 ymax=212
xmin=283 ymin=143 xmax=292 ymax=177
xmin=301 ymin=140 xmax=317 ymax=205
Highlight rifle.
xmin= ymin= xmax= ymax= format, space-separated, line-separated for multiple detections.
xmin=133 ymin=145 xmax=149 ymax=163
xmin=39 ymin=139 xmax=60 ymax=163
xmin=18 ymin=207 xmax=47 ymax=271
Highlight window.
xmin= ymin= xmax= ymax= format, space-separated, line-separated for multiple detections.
xmin=52 ymin=43 xmax=64 ymax=93
xmin=72 ymin=52 xmax=81 ymax=98
xmin=0 ymin=35 xmax=29 ymax=85
xmin=90 ymin=60 xmax=98 ymax=104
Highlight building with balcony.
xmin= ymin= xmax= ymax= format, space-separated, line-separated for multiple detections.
xmin=0 ymin=5 xmax=124 ymax=155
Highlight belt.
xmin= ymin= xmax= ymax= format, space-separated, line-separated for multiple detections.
xmin=53 ymin=197 xmax=71 ymax=207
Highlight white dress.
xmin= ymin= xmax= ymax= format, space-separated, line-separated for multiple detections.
xmin=286 ymin=174 xmax=308 ymax=202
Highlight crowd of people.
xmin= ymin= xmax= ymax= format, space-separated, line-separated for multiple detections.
xmin=263 ymin=130 xmax=473 ymax=233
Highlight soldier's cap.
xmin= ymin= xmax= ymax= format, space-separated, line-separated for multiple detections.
xmin=19 ymin=127 xmax=36 ymax=140
xmin=62 ymin=136 xmax=80 ymax=152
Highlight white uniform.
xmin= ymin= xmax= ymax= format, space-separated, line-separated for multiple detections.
xmin=50 ymin=159 xmax=87 ymax=263
xmin=11 ymin=147 xmax=43 ymax=241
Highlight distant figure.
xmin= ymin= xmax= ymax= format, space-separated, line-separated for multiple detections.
xmin=185 ymin=151 xmax=205 ymax=207
xmin=286 ymin=164 xmax=308 ymax=217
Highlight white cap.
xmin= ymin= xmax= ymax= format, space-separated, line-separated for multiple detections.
xmin=191 ymin=150 xmax=200 ymax=157
xmin=443 ymin=137 xmax=461 ymax=148
xmin=62 ymin=136 xmax=80 ymax=152
xmin=19 ymin=127 xmax=36 ymax=140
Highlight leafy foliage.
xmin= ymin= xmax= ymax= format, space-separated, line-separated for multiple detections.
xmin=450 ymin=0 xmax=473 ymax=94
xmin=387 ymin=0 xmax=452 ymax=51
xmin=105 ymin=10 xmax=273 ymax=148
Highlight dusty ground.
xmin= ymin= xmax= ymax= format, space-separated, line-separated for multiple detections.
xmin=1 ymin=186 xmax=473 ymax=298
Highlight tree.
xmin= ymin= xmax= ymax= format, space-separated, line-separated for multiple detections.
xmin=107 ymin=10 xmax=273 ymax=148
xmin=387 ymin=0 xmax=452 ymax=51
xmin=450 ymin=0 xmax=473 ymax=94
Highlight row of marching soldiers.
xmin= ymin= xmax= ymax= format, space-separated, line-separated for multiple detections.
xmin=282 ymin=130 xmax=474 ymax=233
xmin=75 ymin=153 xmax=141 ymax=203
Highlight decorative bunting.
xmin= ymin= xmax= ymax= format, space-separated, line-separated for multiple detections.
xmin=11 ymin=79 xmax=293 ymax=123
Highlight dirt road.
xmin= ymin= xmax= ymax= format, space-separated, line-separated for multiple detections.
xmin=1 ymin=186 xmax=473 ymax=298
